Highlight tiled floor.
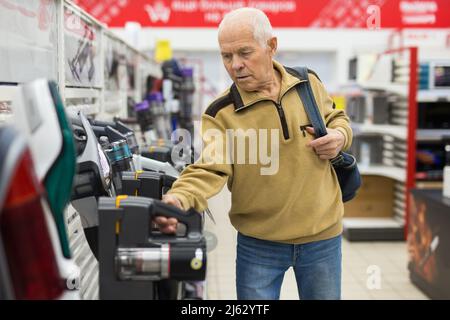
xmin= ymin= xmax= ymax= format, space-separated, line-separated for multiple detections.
xmin=204 ymin=187 xmax=429 ymax=300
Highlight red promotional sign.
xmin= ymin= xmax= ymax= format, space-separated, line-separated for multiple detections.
xmin=73 ymin=0 xmax=450 ymax=29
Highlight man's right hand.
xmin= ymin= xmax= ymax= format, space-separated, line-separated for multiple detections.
xmin=153 ymin=194 xmax=184 ymax=234
xmin=162 ymin=194 xmax=184 ymax=210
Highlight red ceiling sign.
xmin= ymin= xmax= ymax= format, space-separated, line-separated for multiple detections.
xmin=73 ymin=0 xmax=450 ymax=29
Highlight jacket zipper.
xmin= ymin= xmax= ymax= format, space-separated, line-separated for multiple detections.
xmin=274 ymin=102 xmax=290 ymax=140
xmin=299 ymin=124 xmax=312 ymax=137
xmin=269 ymin=81 xmax=309 ymax=140
xmin=274 ymin=80 xmax=308 ymax=141
xmin=234 ymin=80 xmax=307 ymax=140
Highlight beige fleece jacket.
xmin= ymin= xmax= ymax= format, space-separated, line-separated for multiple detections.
xmin=167 ymin=61 xmax=352 ymax=244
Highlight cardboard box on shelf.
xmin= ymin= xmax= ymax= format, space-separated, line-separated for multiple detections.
xmin=344 ymin=175 xmax=395 ymax=217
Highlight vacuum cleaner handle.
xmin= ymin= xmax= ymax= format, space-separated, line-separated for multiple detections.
xmin=151 ymin=200 xmax=202 ymax=237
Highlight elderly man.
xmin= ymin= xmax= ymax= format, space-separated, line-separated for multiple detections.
xmin=158 ymin=7 xmax=352 ymax=300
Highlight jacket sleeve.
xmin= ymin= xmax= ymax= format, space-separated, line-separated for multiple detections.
xmin=166 ymin=113 xmax=232 ymax=212
xmin=308 ymin=73 xmax=353 ymax=151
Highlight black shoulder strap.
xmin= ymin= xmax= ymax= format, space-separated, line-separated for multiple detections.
xmin=291 ymin=67 xmax=328 ymax=138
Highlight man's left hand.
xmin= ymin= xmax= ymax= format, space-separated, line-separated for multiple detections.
xmin=305 ymin=127 xmax=345 ymax=160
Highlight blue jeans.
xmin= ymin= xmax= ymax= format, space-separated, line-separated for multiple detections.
xmin=236 ymin=232 xmax=342 ymax=300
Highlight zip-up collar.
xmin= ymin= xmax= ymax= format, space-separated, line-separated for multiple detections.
xmin=231 ymin=60 xmax=308 ymax=112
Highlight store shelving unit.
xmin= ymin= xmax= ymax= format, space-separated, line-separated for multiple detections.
xmin=0 ymin=0 xmax=161 ymax=300
xmin=417 ymin=129 xmax=450 ymax=141
xmin=357 ymin=82 xmax=409 ymax=97
xmin=61 ymin=1 xmax=161 ymax=300
xmin=341 ymin=47 xmax=418 ymax=241
xmin=0 ymin=0 xmax=161 ymax=121
xmin=351 ymin=123 xmax=407 ymax=140
xmin=59 ymin=1 xmax=161 ymax=119
xmin=358 ymin=165 xmax=406 ymax=182
xmin=413 ymin=56 xmax=450 ymax=189
xmin=417 ymin=89 xmax=450 ymax=102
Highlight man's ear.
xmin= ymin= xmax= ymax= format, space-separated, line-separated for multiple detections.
xmin=267 ymin=37 xmax=277 ymax=56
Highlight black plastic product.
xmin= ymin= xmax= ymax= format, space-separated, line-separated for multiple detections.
xmin=141 ymin=145 xmax=172 ymax=163
xmin=98 ymin=197 xmax=206 ymax=300
xmin=69 ymin=113 xmax=111 ymax=201
xmin=89 ymin=118 xmax=139 ymax=154
xmin=121 ymin=171 xmax=176 ymax=199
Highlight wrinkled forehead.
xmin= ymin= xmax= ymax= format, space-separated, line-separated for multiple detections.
xmin=218 ymin=24 xmax=257 ymax=48
xmin=219 ymin=20 xmax=254 ymax=39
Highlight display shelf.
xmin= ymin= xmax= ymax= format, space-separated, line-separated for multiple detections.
xmin=343 ymin=217 xmax=404 ymax=241
xmin=65 ymin=87 xmax=101 ymax=100
xmin=352 ymin=123 xmax=407 ymax=140
xmin=417 ymin=89 xmax=450 ymax=102
xmin=358 ymin=165 xmax=406 ymax=183
xmin=342 ymin=47 xmax=418 ymax=241
xmin=416 ymin=129 xmax=450 ymax=141
xmin=343 ymin=217 xmax=404 ymax=228
xmin=343 ymin=80 xmax=408 ymax=97
xmin=415 ymin=181 xmax=444 ymax=189
xmin=358 ymin=82 xmax=408 ymax=97
xmin=66 ymin=102 xmax=100 ymax=116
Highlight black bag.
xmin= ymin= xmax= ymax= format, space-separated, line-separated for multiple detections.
xmin=292 ymin=67 xmax=361 ymax=202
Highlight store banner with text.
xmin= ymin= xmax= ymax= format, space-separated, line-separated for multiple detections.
xmin=73 ymin=0 xmax=450 ymax=28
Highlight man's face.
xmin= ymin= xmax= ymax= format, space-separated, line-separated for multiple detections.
xmin=219 ymin=25 xmax=276 ymax=92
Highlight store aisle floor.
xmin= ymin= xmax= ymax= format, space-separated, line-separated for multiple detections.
xmin=204 ymin=187 xmax=429 ymax=300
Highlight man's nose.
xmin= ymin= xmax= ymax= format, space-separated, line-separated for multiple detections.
xmin=231 ymin=57 xmax=244 ymax=71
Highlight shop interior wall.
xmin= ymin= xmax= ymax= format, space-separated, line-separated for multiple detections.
xmin=112 ymin=27 xmax=450 ymax=112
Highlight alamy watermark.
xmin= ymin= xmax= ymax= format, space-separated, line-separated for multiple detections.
xmin=66 ymin=275 xmax=81 ymax=291
xmin=366 ymin=265 xmax=382 ymax=290
xmin=170 ymin=124 xmax=280 ymax=176
xmin=367 ymin=5 xmax=381 ymax=30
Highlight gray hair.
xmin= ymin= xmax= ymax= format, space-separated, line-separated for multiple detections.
xmin=218 ymin=8 xmax=273 ymax=48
